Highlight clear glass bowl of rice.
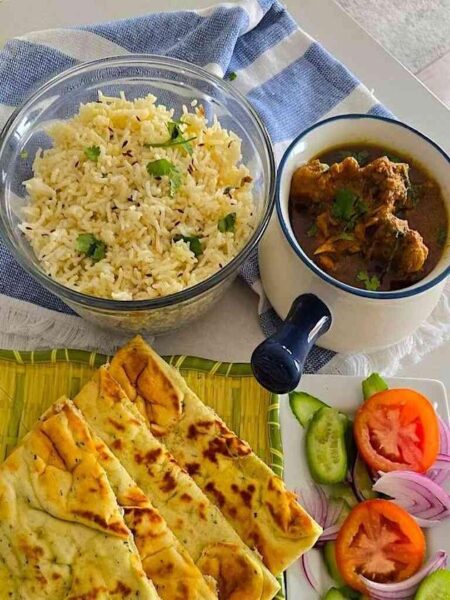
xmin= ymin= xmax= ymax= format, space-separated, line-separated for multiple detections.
xmin=0 ymin=55 xmax=275 ymax=334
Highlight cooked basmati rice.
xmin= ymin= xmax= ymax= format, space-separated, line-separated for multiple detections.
xmin=20 ymin=92 xmax=256 ymax=300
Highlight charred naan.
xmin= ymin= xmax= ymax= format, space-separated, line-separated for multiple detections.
xmin=42 ymin=399 xmax=216 ymax=600
xmin=109 ymin=336 xmax=322 ymax=574
xmin=74 ymin=368 xmax=280 ymax=600
xmin=0 ymin=397 xmax=159 ymax=600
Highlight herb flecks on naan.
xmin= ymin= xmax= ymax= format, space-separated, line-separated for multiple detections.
xmin=0 ymin=397 xmax=159 ymax=600
xmin=43 ymin=399 xmax=215 ymax=600
xmin=109 ymin=336 xmax=322 ymax=575
xmin=74 ymin=367 xmax=280 ymax=600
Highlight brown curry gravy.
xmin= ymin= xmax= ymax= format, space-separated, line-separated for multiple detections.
xmin=289 ymin=144 xmax=448 ymax=291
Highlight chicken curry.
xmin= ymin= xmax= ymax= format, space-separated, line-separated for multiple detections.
xmin=289 ymin=145 xmax=448 ymax=291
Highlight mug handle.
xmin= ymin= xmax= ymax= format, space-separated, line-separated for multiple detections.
xmin=251 ymin=294 xmax=332 ymax=394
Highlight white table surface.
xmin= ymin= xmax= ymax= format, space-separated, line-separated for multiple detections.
xmin=0 ymin=0 xmax=449 ymax=386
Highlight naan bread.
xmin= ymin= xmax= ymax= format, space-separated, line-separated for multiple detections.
xmin=109 ymin=336 xmax=322 ymax=575
xmin=42 ymin=399 xmax=217 ymax=600
xmin=0 ymin=396 xmax=159 ymax=600
xmin=74 ymin=368 xmax=280 ymax=600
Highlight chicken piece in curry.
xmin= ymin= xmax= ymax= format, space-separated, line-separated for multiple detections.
xmin=289 ymin=145 xmax=448 ymax=291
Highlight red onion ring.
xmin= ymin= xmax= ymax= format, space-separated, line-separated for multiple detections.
xmin=427 ymin=417 xmax=450 ymax=484
xmin=349 ymin=453 xmax=375 ymax=502
xmin=317 ymin=524 xmax=340 ymax=542
xmin=298 ymin=484 xmax=343 ymax=544
xmin=360 ymin=550 xmax=448 ymax=600
xmin=432 ymin=454 xmax=450 ymax=470
xmin=299 ymin=553 xmax=321 ymax=593
xmin=373 ymin=470 xmax=450 ymax=522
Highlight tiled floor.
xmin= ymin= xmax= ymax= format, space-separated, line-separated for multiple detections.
xmin=416 ymin=52 xmax=450 ymax=108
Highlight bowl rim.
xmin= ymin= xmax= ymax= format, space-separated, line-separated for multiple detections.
xmin=276 ymin=113 xmax=450 ymax=300
xmin=0 ymin=54 xmax=276 ymax=311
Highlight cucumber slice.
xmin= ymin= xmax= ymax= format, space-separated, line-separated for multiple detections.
xmin=324 ymin=542 xmax=345 ymax=587
xmin=414 ymin=569 xmax=450 ymax=599
xmin=306 ymin=407 xmax=348 ymax=484
xmin=362 ymin=373 xmax=388 ymax=400
xmin=344 ymin=418 xmax=357 ymax=466
xmin=323 ymin=589 xmax=347 ymax=600
xmin=352 ymin=454 xmax=378 ymax=500
xmin=329 ymin=484 xmax=358 ymax=511
xmin=339 ymin=587 xmax=362 ymax=599
xmin=289 ymin=391 xmax=328 ymax=427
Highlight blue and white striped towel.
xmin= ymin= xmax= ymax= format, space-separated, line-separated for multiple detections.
xmin=0 ymin=0 xmax=399 ymax=365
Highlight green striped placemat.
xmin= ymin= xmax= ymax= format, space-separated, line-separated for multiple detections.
xmin=0 ymin=348 xmax=285 ymax=598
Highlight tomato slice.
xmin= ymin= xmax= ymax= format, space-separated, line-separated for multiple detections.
xmin=335 ymin=499 xmax=425 ymax=593
xmin=354 ymin=388 xmax=439 ymax=473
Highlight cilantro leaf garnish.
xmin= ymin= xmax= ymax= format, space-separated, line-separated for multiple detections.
xmin=437 ymin=226 xmax=447 ymax=247
xmin=218 ymin=212 xmax=236 ymax=233
xmin=332 ymin=189 xmax=358 ymax=221
xmin=332 ymin=189 xmax=368 ymax=231
xmin=356 ymin=270 xmax=381 ymax=291
xmin=335 ymin=150 xmax=353 ymax=161
xmin=145 ymin=121 xmax=196 ymax=155
xmin=146 ymin=159 xmax=181 ymax=196
xmin=335 ymin=149 xmax=370 ymax=165
xmin=173 ymin=234 xmax=203 ymax=257
xmin=84 ymin=146 xmax=101 ymax=162
xmin=386 ymin=153 xmax=402 ymax=163
xmin=337 ymin=232 xmax=355 ymax=241
xmin=76 ymin=233 xmax=106 ymax=262
xmin=407 ymin=184 xmax=421 ymax=207
xmin=228 ymin=72 xmax=237 ymax=81
xmin=306 ymin=223 xmax=318 ymax=238
xmin=146 ymin=158 xmax=175 ymax=177
xmin=354 ymin=150 xmax=370 ymax=166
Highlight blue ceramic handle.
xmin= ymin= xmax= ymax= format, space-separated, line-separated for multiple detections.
xmin=251 ymin=294 xmax=332 ymax=394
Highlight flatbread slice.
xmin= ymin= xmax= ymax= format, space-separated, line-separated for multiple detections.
xmin=42 ymin=399 xmax=217 ymax=600
xmin=109 ymin=336 xmax=322 ymax=575
xmin=0 ymin=396 xmax=159 ymax=600
xmin=74 ymin=367 xmax=280 ymax=600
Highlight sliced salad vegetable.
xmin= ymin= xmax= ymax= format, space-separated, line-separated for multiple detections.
xmin=414 ymin=568 xmax=450 ymax=600
xmin=362 ymin=372 xmax=388 ymax=400
xmin=335 ymin=499 xmax=426 ymax=593
xmin=373 ymin=470 xmax=450 ymax=526
xmin=360 ymin=550 xmax=448 ymax=600
xmin=290 ymin=391 xmax=327 ymax=428
xmin=350 ymin=454 xmax=378 ymax=502
xmin=290 ymin=390 xmax=352 ymax=483
xmin=428 ymin=416 xmax=450 ymax=485
xmin=306 ymin=407 xmax=348 ymax=484
xmin=323 ymin=588 xmax=347 ymax=600
xmin=290 ymin=374 xmax=450 ymax=598
xmin=329 ymin=483 xmax=358 ymax=509
xmin=324 ymin=542 xmax=345 ymax=587
xmin=322 ymin=587 xmax=362 ymax=600
xmin=299 ymin=484 xmax=344 ymax=544
xmin=354 ymin=388 xmax=440 ymax=473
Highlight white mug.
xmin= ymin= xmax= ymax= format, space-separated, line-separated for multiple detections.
xmin=251 ymin=115 xmax=449 ymax=393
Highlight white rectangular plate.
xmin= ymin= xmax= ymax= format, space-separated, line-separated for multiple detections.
xmin=280 ymin=375 xmax=450 ymax=599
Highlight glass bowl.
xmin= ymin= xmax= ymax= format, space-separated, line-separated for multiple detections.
xmin=0 ymin=55 xmax=275 ymax=335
